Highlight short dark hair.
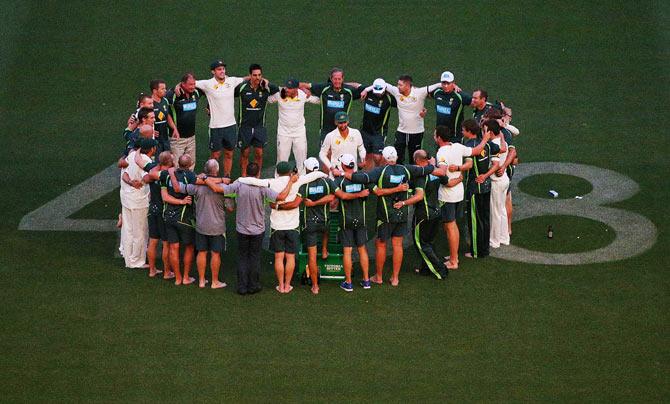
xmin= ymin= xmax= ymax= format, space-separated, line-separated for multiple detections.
xmin=150 ymin=79 xmax=165 ymax=91
xmin=462 ymin=119 xmax=480 ymax=135
xmin=249 ymin=64 xmax=262 ymax=74
xmin=483 ymin=108 xmax=503 ymax=120
xmin=398 ymin=74 xmax=413 ymax=84
xmin=434 ymin=125 xmax=452 ymax=142
xmin=330 ymin=67 xmax=344 ymax=77
xmin=180 ymin=72 xmax=195 ymax=83
xmin=247 ymin=162 xmax=260 ymax=177
xmin=483 ymin=119 xmax=501 ymax=135
xmin=473 ymin=88 xmax=488 ymax=101
xmin=136 ymin=93 xmax=151 ymax=107
xmin=137 ymin=107 xmax=154 ymax=122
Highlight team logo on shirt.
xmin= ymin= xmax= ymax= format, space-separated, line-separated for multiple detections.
xmin=250 ymin=99 xmax=258 ymax=108
xmin=345 ymin=184 xmax=362 ymax=193
xmin=158 ymin=111 xmax=165 ymax=120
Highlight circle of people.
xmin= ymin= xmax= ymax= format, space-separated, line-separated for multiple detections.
xmin=118 ymin=58 xmax=520 ymax=295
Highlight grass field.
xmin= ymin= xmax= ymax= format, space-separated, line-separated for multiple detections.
xmin=2 ymin=1 xmax=669 ymax=401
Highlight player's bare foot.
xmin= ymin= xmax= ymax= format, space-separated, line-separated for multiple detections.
xmin=116 ymin=214 xmax=122 ymax=228
xmin=211 ymin=281 xmax=227 ymax=289
xmin=276 ymin=285 xmax=283 ymax=293
xmin=182 ymin=277 xmax=195 ymax=285
xmin=164 ymin=271 xmax=175 ymax=280
xmin=370 ymin=275 xmax=383 ymax=285
xmin=311 ymin=285 xmax=319 ymax=295
xmin=285 ymin=285 xmax=294 ymax=293
xmin=445 ymin=261 xmax=458 ymax=270
xmin=175 ymin=278 xmax=183 ymax=286
xmin=321 ymin=251 xmax=328 ymax=260
xmin=389 ymin=278 xmax=399 ymax=287
xmin=149 ymin=269 xmax=162 ymax=277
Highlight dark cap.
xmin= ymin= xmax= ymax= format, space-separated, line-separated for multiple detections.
xmin=210 ymin=59 xmax=226 ymax=70
xmin=276 ymin=161 xmax=296 ymax=175
xmin=334 ymin=111 xmax=349 ymax=123
xmin=285 ymin=77 xmax=299 ymax=89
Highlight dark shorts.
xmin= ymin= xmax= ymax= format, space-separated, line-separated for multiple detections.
xmin=340 ymin=227 xmax=368 ymax=247
xmin=165 ymin=221 xmax=195 ymax=245
xmin=376 ymin=221 xmax=406 ymax=241
xmin=440 ymin=201 xmax=464 ymax=223
xmin=238 ymin=125 xmax=267 ymax=149
xmin=302 ymin=223 xmax=328 ymax=248
xmin=270 ymin=229 xmax=300 ymax=254
xmin=361 ymin=131 xmax=385 ymax=155
xmin=148 ymin=213 xmax=167 ymax=241
xmin=195 ymin=232 xmax=226 ymax=253
xmin=209 ymin=125 xmax=237 ymax=151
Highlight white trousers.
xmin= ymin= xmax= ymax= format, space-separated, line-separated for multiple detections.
xmin=121 ymin=205 xmax=149 ymax=268
xmin=276 ymin=134 xmax=307 ymax=175
xmin=490 ymin=175 xmax=510 ymax=248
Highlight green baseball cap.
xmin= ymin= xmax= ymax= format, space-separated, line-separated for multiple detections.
xmin=210 ymin=59 xmax=226 ymax=69
xmin=334 ymin=111 xmax=349 ymax=123
xmin=285 ymin=78 xmax=299 ymax=89
xmin=276 ymin=161 xmax=296 ymax=175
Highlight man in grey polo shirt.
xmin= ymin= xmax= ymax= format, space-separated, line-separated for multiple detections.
xmin=205 ymin=163 xmax=295 ymax=295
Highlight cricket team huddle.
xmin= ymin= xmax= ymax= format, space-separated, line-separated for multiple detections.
xmin=118 ymin=58 xmax=520 ymax=295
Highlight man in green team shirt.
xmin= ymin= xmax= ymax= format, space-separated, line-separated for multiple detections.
xmin=429 ymin=71 xmax=473 ymax=144
xmin=235 ymin=64 xmax=279 ymax=177
xmin=334 ymin=154 xmax=371 ymax=292
xmin=299 ymin=157 xmax=336 ymax=294
xmin=167 ymin=73 xmax=201 ymax=170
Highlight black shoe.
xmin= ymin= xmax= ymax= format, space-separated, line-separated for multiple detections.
xmin=438 ymin=269 xmax=448 ymax=279
xmin=248 ymin=286 xmax=262 ymax=294
xmin=237 ymin=289 xmax=248 ymax=295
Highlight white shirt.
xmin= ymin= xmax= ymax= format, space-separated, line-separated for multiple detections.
xmin=120 ymin=151 xmax=151 ymax=209
xmin=490 ymin=136 xmax=508 ymax=182
xmin=384 ymin=83 xmax=440 ymax=134
xmin=239 ymin=171 xmax=327 ymax=230
xmin=196 ymin=76 xmax=244 ymax=128
xmin=319 ymin=128 xmax=366 ymax=172
xmin=436 ymin=143 xmax=473 ymax=203
xmin=268 ymin=89 xmax=320 ymax=137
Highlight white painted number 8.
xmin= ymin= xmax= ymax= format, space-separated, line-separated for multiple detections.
xmin=490 ymin=162 xmax=657 ymax=265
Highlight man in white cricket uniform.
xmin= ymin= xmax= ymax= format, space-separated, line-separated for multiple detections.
xmin=239 ymin=162 xmax=327 ymax=293
xmin=267 ymin=78 xmax=320 ymax=175
xmin=488 ymin=118 xmax=511 ymax=248
xmin=319 ymin=111 xmax=366 ymax=177
xmin=119 ymin=137 xmax=156 ymax=268
xmin=194 ymin=59 xmax=245 ymax=177
xmin=434 ymin=125 xmax=490 ymax=270
xmin=364 ymin=75 xmax=440 ymax=164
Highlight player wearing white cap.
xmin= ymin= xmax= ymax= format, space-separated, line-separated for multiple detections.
xmin=268 ymin=78 xmax=320 ymax=175
xmin=362 ymin=75 xmax=440 ymax=164
xmin=360 ymin=78 xmax=396 ymax=168
xmin=299 ymin=157 xmax=336 ymax=294
xmin=429 ymin=71 xmax=473 ymax=144
xmin=319 ymin=111 xmax=367 ymax=177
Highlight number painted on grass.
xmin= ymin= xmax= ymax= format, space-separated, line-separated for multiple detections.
xmin=490 ymin=162 xmax=657 ymax=265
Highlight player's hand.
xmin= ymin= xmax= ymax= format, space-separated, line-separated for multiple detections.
xmin=290 ymin=173 xmax=299 ymax=183
xmin=448 ymin=164 xmax=459 ymax=172
xmin=357 ymin=160 xmax=367 ymax=169
xmin=304 ymin=199 xmax=315 ymax=207
xmin=174 ymin=83 xmax=183 ymax=97
xmin=428 ymin=157 xmax=436 ymax=165
xmin=182 ymin=196 xmax=193 ymax=205
xmin=331 ymin=168 xmax=342 ymax=177
xmin=454 ymin=83 xmax=462 ymax=93
xmin=131 ymin=180 xmax=143 ymax=189
xmin=197 ymin=173 xmax=207 ymax=180
xmin=419 ymin=108 xmax=427 ymax=118
xmin=360 ymin=90 xmax=368 ymax=99
xmin=359 ymin=189 xmax=370 ymax=197
xmin=153 ymin=130 xmax=159 ymax=139
xmin=496 ymin=167 xmax=505 ymax=177
xmin=397 ymin=183 xmax=409 ymax=192
xmin=172 ymin=129 xmax=180 ymax=139
xmin=269 ymin=202 xmax=277 ymax=209
xmin=475 ymin=175 xmax=486 ymax=184
xmin=118 ymin=158 xmax=129 ymax=169
xmin=127 ymin=115 xmax=137 ymax=130
xmin=222 ymin=177 xmax=231 ymax=185
xmin=393 ymin=201 xmax=405 ymax=209
xmin=168 ymin=167 xmax=176 ymax=175
xmin=262 ymin=78 xmax=269 ymax=89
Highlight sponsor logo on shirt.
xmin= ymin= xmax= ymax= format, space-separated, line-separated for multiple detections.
xmin=436 ymin=105 xmax=452 ymax=115
xmin=389 ymin=174 xmax=405 ymax=184
xmin=429 ymin=174 xmax=439 ymax=182
xmin=249 ymin=99 xmax=258 ymax=108
xmin=327 ymin=100 xmax=345 ymax=108
xmin=345 ymin=184 xmax=362 ymax=193
xmin=365 ymin=103 xmax=381 ymax=114
xmin=182 ymin=101 xmax=197 ymax=111
xmin=309 ymin=186 xmax=324 ymax=194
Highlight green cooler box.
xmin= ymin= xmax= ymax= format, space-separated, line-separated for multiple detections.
xmin=297 ymin=214 xmax=344 ymax=283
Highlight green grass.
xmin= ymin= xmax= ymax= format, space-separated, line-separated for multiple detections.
xmin=1 ymin=0 xmax=669 ymax=402
xmin=519 ymin=174 xmax=593 ymax=199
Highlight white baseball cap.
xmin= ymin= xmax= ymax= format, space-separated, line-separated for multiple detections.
xmin=339 ymin=153 xmax=356 ymax=168
xmin=440 ymin=71 xmax=455 ymax=83
xmin=382 ymin=146 xmax=398 ymax=161
xmin=304 ymin=157 xmax=320 ymax=172
xmin=372 ymin=78 xmax=386 ymax=95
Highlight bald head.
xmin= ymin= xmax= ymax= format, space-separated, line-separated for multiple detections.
xmin=178 ymin=154 xmax=192 ymax=170
xmin=158 ymin=151 xmax=173 ymax=167
xmin=413 ymin=149 xmax=429 ymax=164
xmin=139 ymin=124 xmax=153 ymax=138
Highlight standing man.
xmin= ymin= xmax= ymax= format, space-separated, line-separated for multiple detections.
xmin=235 ymin=64 xmax=279 ymax=177
xmin=434 ymin=124 xmax=490 ymax=270
xmin=239 ymin=161 xmax=327 ymax=293
xmin=267 ymin=78 xmax=320 ymax=175
xmin=151 ymin=79 xmax=174 ymax=156
xmin=429 ymin=71 xmax=473 ymax=144
xmin=300 ymin=67 xmax=365 ymax=143
xmin=486 ymin=113 xmax=511 ymax=249
xmin=195 ymin=59 xmax=245 ymax=177
xmin=462 ymin=120 xmax=500 ymax=259
xmin=205 ymin=163 xmax=295 ymax=295
xmin=319 ymin=111 xmax=366 ymax=176
xmin=167 ymin=73 xmax=201 ymax=170
xmin=360 ymin=78 xmax=396 ymax=168
xmin=347 ymin=146 xmax=438 ymax=287
xmin=364 ymin=75 xmax=440 ymax=164
xmin=333 ymin=154 xmax=372 ymax=292
xmin=119 ymin=137 xmax=156 ymax=269
xmin=299 ymin=157 xmax=336 ymax=294
xmin=160 ymin=154 xmax=197 ymax=285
